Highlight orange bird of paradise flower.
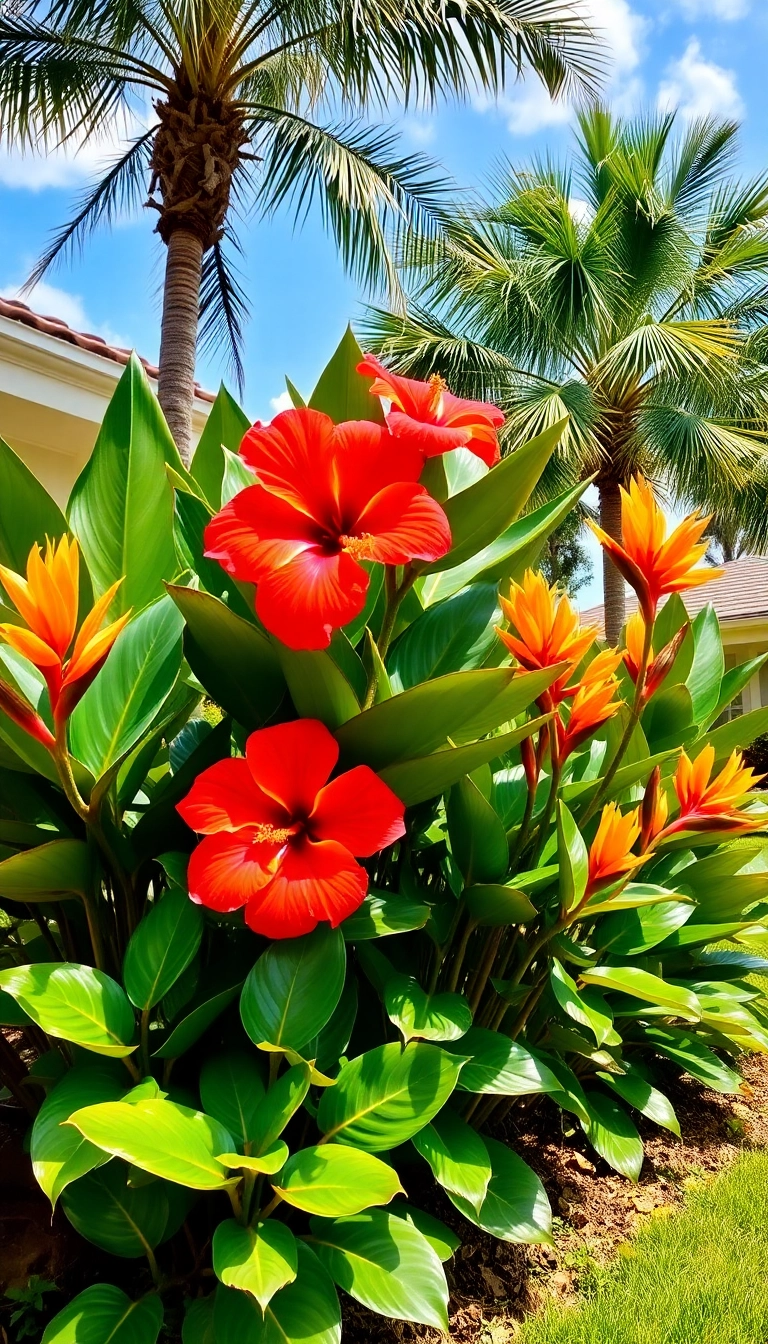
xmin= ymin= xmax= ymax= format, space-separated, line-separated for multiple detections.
xmin=0 ymin=537 xmax=129 ymax=730
xmin=589 ymin=476 xmax=723 ymax=625
xmin=666 ymin=745 xmax=764 ymax=835
xmin=496 ymin=570 xmax=599 ymax=703
xmin=586 ymin=802 xmax=643 ymax=895
xmin=555 ymin=649 xmax=624 ymax=766
xmin=623 ymin=609 xmax=689 ymax=702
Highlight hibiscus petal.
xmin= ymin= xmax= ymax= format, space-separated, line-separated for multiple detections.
xmin=246 ymin=719 xmax=339 ymax=815
xmin=204 ymin=485 xmax=321 ymax=582
xmin=244 ymin=836 xmax=367 ymax=939
xmin=333 ymin=420 xmax=424 ymax=522
xmin=356 ymin=356 xmax=440 ymax=420
xmin=255 ymin=548 xmax=368 ymax=650
xmin=309 ymin=765 xmax=405 ymax=856
xmin=187 ymin=831 xmax=281 ymax=912
xmin=177 ymin=758 xmax=289 ymax=834
xmin=354 ymin=482 xmax=451 ymax=564
xmin=240 ymin=409 xmax=337 ymax=525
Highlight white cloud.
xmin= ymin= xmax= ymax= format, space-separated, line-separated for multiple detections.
xmin=0 ymin=278 xmax=128 ymax=348
xmin=679 ymin=0 xmax=748 ymax=19
xmin=0 ymin=110 xmax=151 ymax=192
xmin=401 ymin=118 xmax=437 ymax=146
xmin=270 ymin=390 xmax=293 ymax=414
xmin=657 ymin=39 xmax=744 ymax=121
xmin=569 ymin=196 xmax=594 ymax=225
xmin=480 ymin=0 xmax=648 ymax=136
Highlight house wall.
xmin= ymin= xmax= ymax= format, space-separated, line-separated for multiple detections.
xmin=720 ymin=621 xmax=768 ymax=715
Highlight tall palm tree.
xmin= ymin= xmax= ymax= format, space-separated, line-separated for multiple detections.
xmin=362 ymin=108 xmax=768 ymax=639
xmin=0 ymin=0 xmax=603 ymax=462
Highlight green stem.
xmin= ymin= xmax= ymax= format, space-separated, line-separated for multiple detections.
xmin=467 ymin=927 xmax=503 ymax=1014
xmin=260 ymin=1191 xmax=282 ymax=1220
xmin=528 ymin=757 xmax=562 ymax=866
xmin=508 ymin=773 xmax=537 ymax=867
xmin=445 ymin=917 xmax=476 ymax=994
xmin=582 ymin=617 xmax=653 ymax=823
xmin=52 ymin=721 xmax=90 ymax=822
xmin=139 ymin=1009 xmax=150 ymax=1077
xmin=362 ymin=566 xmax=417 ymax=710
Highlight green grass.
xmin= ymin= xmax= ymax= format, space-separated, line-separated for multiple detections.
xmin=517 ymin=1152 xmax=768 ymax=1344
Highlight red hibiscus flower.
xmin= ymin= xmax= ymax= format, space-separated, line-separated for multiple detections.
xmin=357 ymin=354 xmax=504 ymax=467
xmin=177 ymin=719 xmax=406 ymax=939
xmin=204 ymin=408 xmax=451 ymax=650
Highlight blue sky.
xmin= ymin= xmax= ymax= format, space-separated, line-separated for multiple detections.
xmin=1 ymin=0 xmax=767 ymax=601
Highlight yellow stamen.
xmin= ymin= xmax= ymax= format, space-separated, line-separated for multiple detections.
xmin=340 ymin=533 xmax=378 ymax=561
xmin=252 ymin=823 xmax=293 ymax=845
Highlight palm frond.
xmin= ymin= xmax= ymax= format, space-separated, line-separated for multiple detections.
xmin=198 ymin=223 xmax=248 ymax=393
xmin=594 ymin=318 xmax=740 ymax=396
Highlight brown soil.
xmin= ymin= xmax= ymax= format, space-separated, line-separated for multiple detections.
xmin=343 ymin=1053 xmax=768 ymax=1344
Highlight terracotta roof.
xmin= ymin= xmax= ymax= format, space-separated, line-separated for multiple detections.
xmin=580 ymin=556 xmax=768 ymax=636
xmin=0 ymin=296 xmax=215 ymax=403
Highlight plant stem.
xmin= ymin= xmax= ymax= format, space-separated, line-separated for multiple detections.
xmin=260 ymin=1192 xmax=282 ymax=1220
xmin=52 ymin=721 xmax=90 ymax=822
xmin=508 ymin=774 xmax=537 ymax=867
xmin=445 ymin=917 xmax=476 ymax=994
xmin=139 ymin=1009 xmax=151 ymax=1076
xmin=528 ymin=758 xmax=562 ymax=866
xmin=582 ymin=616 xmax=653 ymax=823
xmin=362 ymin=566 xmax=417 ymax=710
xmin=467 ymin=928 xmax=503 ymax=1014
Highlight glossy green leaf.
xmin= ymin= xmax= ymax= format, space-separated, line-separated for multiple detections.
xmin=190 ymin=384 xmax=251 ymax=509
xmin=447 ymin=775 xmax=508 ymax=884
xmin=309 ymin=1209 xmax=449 ymax=1331
xmin=0 ymin=435 xmax=69 ymax=571
xmin=581 ymin=965 xmax=701 ymax=1019
xmin=216 ymin=1144 xmax=288 ymax=1176
xmin=640 ymin=1025 xmax=742 ymax=1093
xmin=182 ymin=1295 xmax=215 ymax=1344
xmin=550 ymin=959 xmax=620 ymax=1047
xmin=449 ymin=1027 xmax=559 ymax=1096
xmin=309 ymin=326 xmax=383 ymax=425
xmin=412 ymin=1109 xmax=491 ymax=1210
xmin=220 ymin=446 xmax=255 ymax=504
xmin=557 ymin=801 xmax=588 ymax=914
xmin=464 ymin=884 xmax=536 ymax=926
xmin=153 ymin=964 xmax=245 ymax=1059
xmin=340 ymin=889 xmax=430 ymax=940
xmin=584 ymin=1091 xmax=644 ymax=1182
xmin=67 ymin=1097 xmax=235 ymax=1189
xmin=214 ymin=1244 xmax=341 ymax=1344
xmin=69 ymin=597 xmax=184 ymax=776
xmin=213 ymin=1218 xmax=297 ymax=1309
xmin=41 ymin=1285 xmax=163 ymax=1344
xmin=705 ymin=706 xmax=768 ymax=759
xmin=317 ymin=1041 xmax=464 ymax=1150
xmin=241 ymin=925 xmax=345 ymax=1053
xmin=277 ymin=644 xmax=360 ymax=730
xmin=0 ymin=840 xmax=91 ymax=900
xmin=61 ymin=1160 xmax=170 ymax=1257
xmin=68 ymin=356 xmax=184 ymax=615
xmin=448 ymin=1136 xmax=552 ymax=1244
xmin=0 ymin=963 xmax=135 ymax=1056
xmin=423 ymin=420 xmax=566 ymax=574
xmin=390 ymin=584 xmax=500 ymax=689
xmin=168 ymin=586 xmax=285 ymax=728
xmin=274 ymin=1144 xmax=403 ymax=1216
xmin=596 ymin=1064 xmax=680 ymax=1136
xmin=249 ymin=1064 xmax=310 ymax=1155
xmin=684 ymin=604 xmax=724 ymax=726
xmin=31 ymin=1061 xmax=126 ymax=1205
xmin=123 ymin=888 xmax=203 ymax=1011
xmin=199 ymin=1051 xmax=266 ymax=1150
xmin=389 ymin=1204 xmax=460 ymax=1262
xmin=599 ymin=900 xmax=693 ymax=955
xmin=379 ymin=714 xmax=552 ymax=807
xmin=384 ymin=975 xmax=472 ymax=1043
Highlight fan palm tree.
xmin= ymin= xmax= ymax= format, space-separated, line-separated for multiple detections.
xmin=362 ymin=108 xmax=768 ymax=639
xmin=0 ymin=0 xmax=603 ymax=462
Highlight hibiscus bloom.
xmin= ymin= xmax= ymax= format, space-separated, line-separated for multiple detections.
xmin=177 ymin=719 xmax=406 ymax=939
xmin=357 ymin=354 xmax=504 ymax=467
xmin=205 ymin=409 xmax=451 ymax=650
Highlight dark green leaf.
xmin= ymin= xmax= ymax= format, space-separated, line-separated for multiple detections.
xmin=168 ymin=586 xmax=285 ymax=728
xmin=241 ymin=926 xmax=345 ymax=1053
xmin=42 ymin=1285 xmax=163 ymax=1344
xmin=340 ymin=889 xmax=430 ymax=940
xmin=447 ymin=1137 xmax=551 ymax=1244
xmin=61 ymin=1160 xmax=169 ymax=1257
xmin=309 ymin=327 xmax=384 ymax=425
xmin=199 ymin=1051 xmax=266 ymax=1150
xmin=449 ymin=1028 xmax=559 ymax=1096
xmin=123 ymin=888 xmax=203 ymax=1012
xmin=317 ymin=1042 xmax=463 ymax=1150
xmin=190 ymin=385 xmax=251 ymax=509
xmin=447 ymin=775 xmax=508 ymax=884
xmin=583 ymin=1091 xmax=644 ymax=1182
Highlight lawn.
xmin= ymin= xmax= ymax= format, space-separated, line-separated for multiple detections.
xmin=517 ymin=1151 xmax=768 ymax=1344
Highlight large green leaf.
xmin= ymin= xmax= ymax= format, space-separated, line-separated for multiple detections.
xmin=317 ymin=1041 xmax=463 ymax=1150
xmin=640 ymin=1025 xmax=742 ymax=1092
xmin=448 ymin=1137 xmax=552 ymax=1244
xmin=379 ymin=715 xmax=551 ymax=807
xmin=390 ymin=584 xmax=500 ymax=689
xmin=596 ymin=1063 xmax=680 ymax=1136
xmin=704 ymin=706 xmax=768 ymax=759
xmin=277 ymin=645 xmax=360 ymax=729
xmin=190 ymin=384 xmax=251 ymax=509
xmin=168 ymin=586 xmax=285 ymax=727
xmin=69 ymin=598 xmax=184 ymax=776
xmin=0 ymin=840 xmax=91 ymax=901
xmin=685 ymin=605 xmax=723 ymax=726
xmin=68 ymin=356 xmax=185 ymax=615
xmin=447 ymin=775 xmax=508 ymax=884
xmin=248 ymin=1064 xmax=310 ymax=1156
xmin=340 ymin=889 xmax=430 ymax=940
xmin=412 ymin=1109 xmax=491 ymax=1210
xmin=0 ymin=435 xmax=69 ymax=571
xmin=199 ymin=1051 xmax=266 ymax=1151
xmin=31 ymin=1061 xmax=126 ymax=1205
xmin=421 ymin=420 xmax=566 ymax=574
xmin=0 ymin=963 xmax=135 ymax=1056
xmin=173 ymin=490 xmax=251 ymax=620
xmin=152 ymin=963 xmax=244 ymax=1060
xmin=61 ymin=1160 xmax=170 ymax=1257
xmin=66 ymin=1096 xmax=235 ymax=1189
xmin=213 ymin=1218 xmax=297 ymax=1309
xmin=599 ymin=900 xmax=693 ymax=955
xmin=122 ymin=888 xmax=203 ymax=1011
xmin=309 ymin=1210 xmax=449 ymax=1331
xmin=449 ymin=1028 xmax=560 ymax=1095
xmin=241 ymin=926 xmax=345 ymax=1053
xmin=384 ymin=975 xmax=472 ymax=1043
xmin=274 ymin=1144 xmax=403 ymax=1216
xmin=464 ymin=884 xmax=536 ymax=926
xmin=581 ymin=966 xmax=701 ymax=1019
xmin=550 ymin=959 xmax=620 ymax=1047
xmin=309 ymin=327 xmax=384 ymax=425
xmin=214 ymin=1244 xmax=341 ymax=1344
xmin=42 ymin=1286 xmax=163 ymax=1344
xmin=584 ymin=1091 xmax=644 ymax=1182
xmin=557 ymin=801 xmax=588 ymax=914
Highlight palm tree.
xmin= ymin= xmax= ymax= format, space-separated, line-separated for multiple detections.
xmin=362 ymin=108 xmax=768 ymax=640
xmin=0 ymin=0 xmax=603 ymax=463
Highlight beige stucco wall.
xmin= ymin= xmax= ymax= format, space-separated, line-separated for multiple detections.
xmin=0 ymin=315 xmax=211 ymax=507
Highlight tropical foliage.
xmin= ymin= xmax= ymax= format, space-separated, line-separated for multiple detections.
xmin=361 ymin=108 xmax=768 ymax=638
xmin=1 ymin=330 xmax=768 ymax=1344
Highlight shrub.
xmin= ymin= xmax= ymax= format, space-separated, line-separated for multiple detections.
xmin=0 ymin=330 xmax=767 ymax=1343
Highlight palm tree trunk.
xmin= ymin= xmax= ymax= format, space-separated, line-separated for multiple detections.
xmin=599 ymin=478 xmax=625 ymax=643
xmin=158 ymin=227 xmax=203 ymax=465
